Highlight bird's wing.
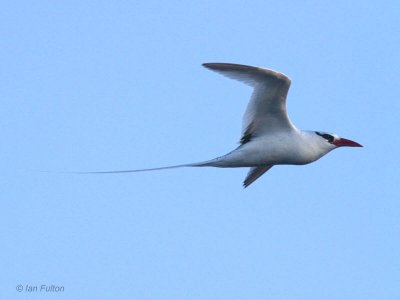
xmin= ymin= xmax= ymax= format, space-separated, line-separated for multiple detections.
xmin=243 ymin=165 xmax=273 ymax=188
xmin=203 ymin=63 xmax=295 ymax=144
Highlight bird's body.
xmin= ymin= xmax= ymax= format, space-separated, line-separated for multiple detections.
xmin=82 ymin=63 xmax=362 ymax=187
xmin=202 ymin=130 xmax=331 ymax=168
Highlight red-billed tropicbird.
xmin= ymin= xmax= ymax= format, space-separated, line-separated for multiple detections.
xmin=86 ymin=63 xmax=362 ymax=187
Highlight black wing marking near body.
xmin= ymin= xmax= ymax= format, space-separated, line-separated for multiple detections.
xmin=240 ymin=121 xmax=255 ymax=144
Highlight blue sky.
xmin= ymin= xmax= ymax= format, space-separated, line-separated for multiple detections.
xmin=1 ymin=1 xmax=400 ymax=299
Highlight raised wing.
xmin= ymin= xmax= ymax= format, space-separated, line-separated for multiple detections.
xmin=203 ymin=63 xmax=295 ymax=144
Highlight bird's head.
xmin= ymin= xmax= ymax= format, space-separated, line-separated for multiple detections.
xmin=315 ymin=131 xmax=363 ymax=149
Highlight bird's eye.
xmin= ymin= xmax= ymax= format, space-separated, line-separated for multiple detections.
xmin=315 ymin=132 xmax=334 ymax=143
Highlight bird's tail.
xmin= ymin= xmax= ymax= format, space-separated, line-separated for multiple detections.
xmin=63 ymin=158 xmax=222 ymax=174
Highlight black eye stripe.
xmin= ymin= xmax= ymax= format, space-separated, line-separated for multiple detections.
xmin=315 ymin=132 xmax=334 ymax=143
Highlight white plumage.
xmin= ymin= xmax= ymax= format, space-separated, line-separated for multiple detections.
xmin=83 ymin=63 xmax=362 ymax=188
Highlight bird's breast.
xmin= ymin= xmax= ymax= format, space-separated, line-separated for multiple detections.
xmin=233 ymin=135 xmax=323 ymax=166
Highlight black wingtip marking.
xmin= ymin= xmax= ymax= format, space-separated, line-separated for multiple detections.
xmin=243 ymin=181 xmax=251 ymax=189
xmin=242 ymin=166 xmax=273 ymax=188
